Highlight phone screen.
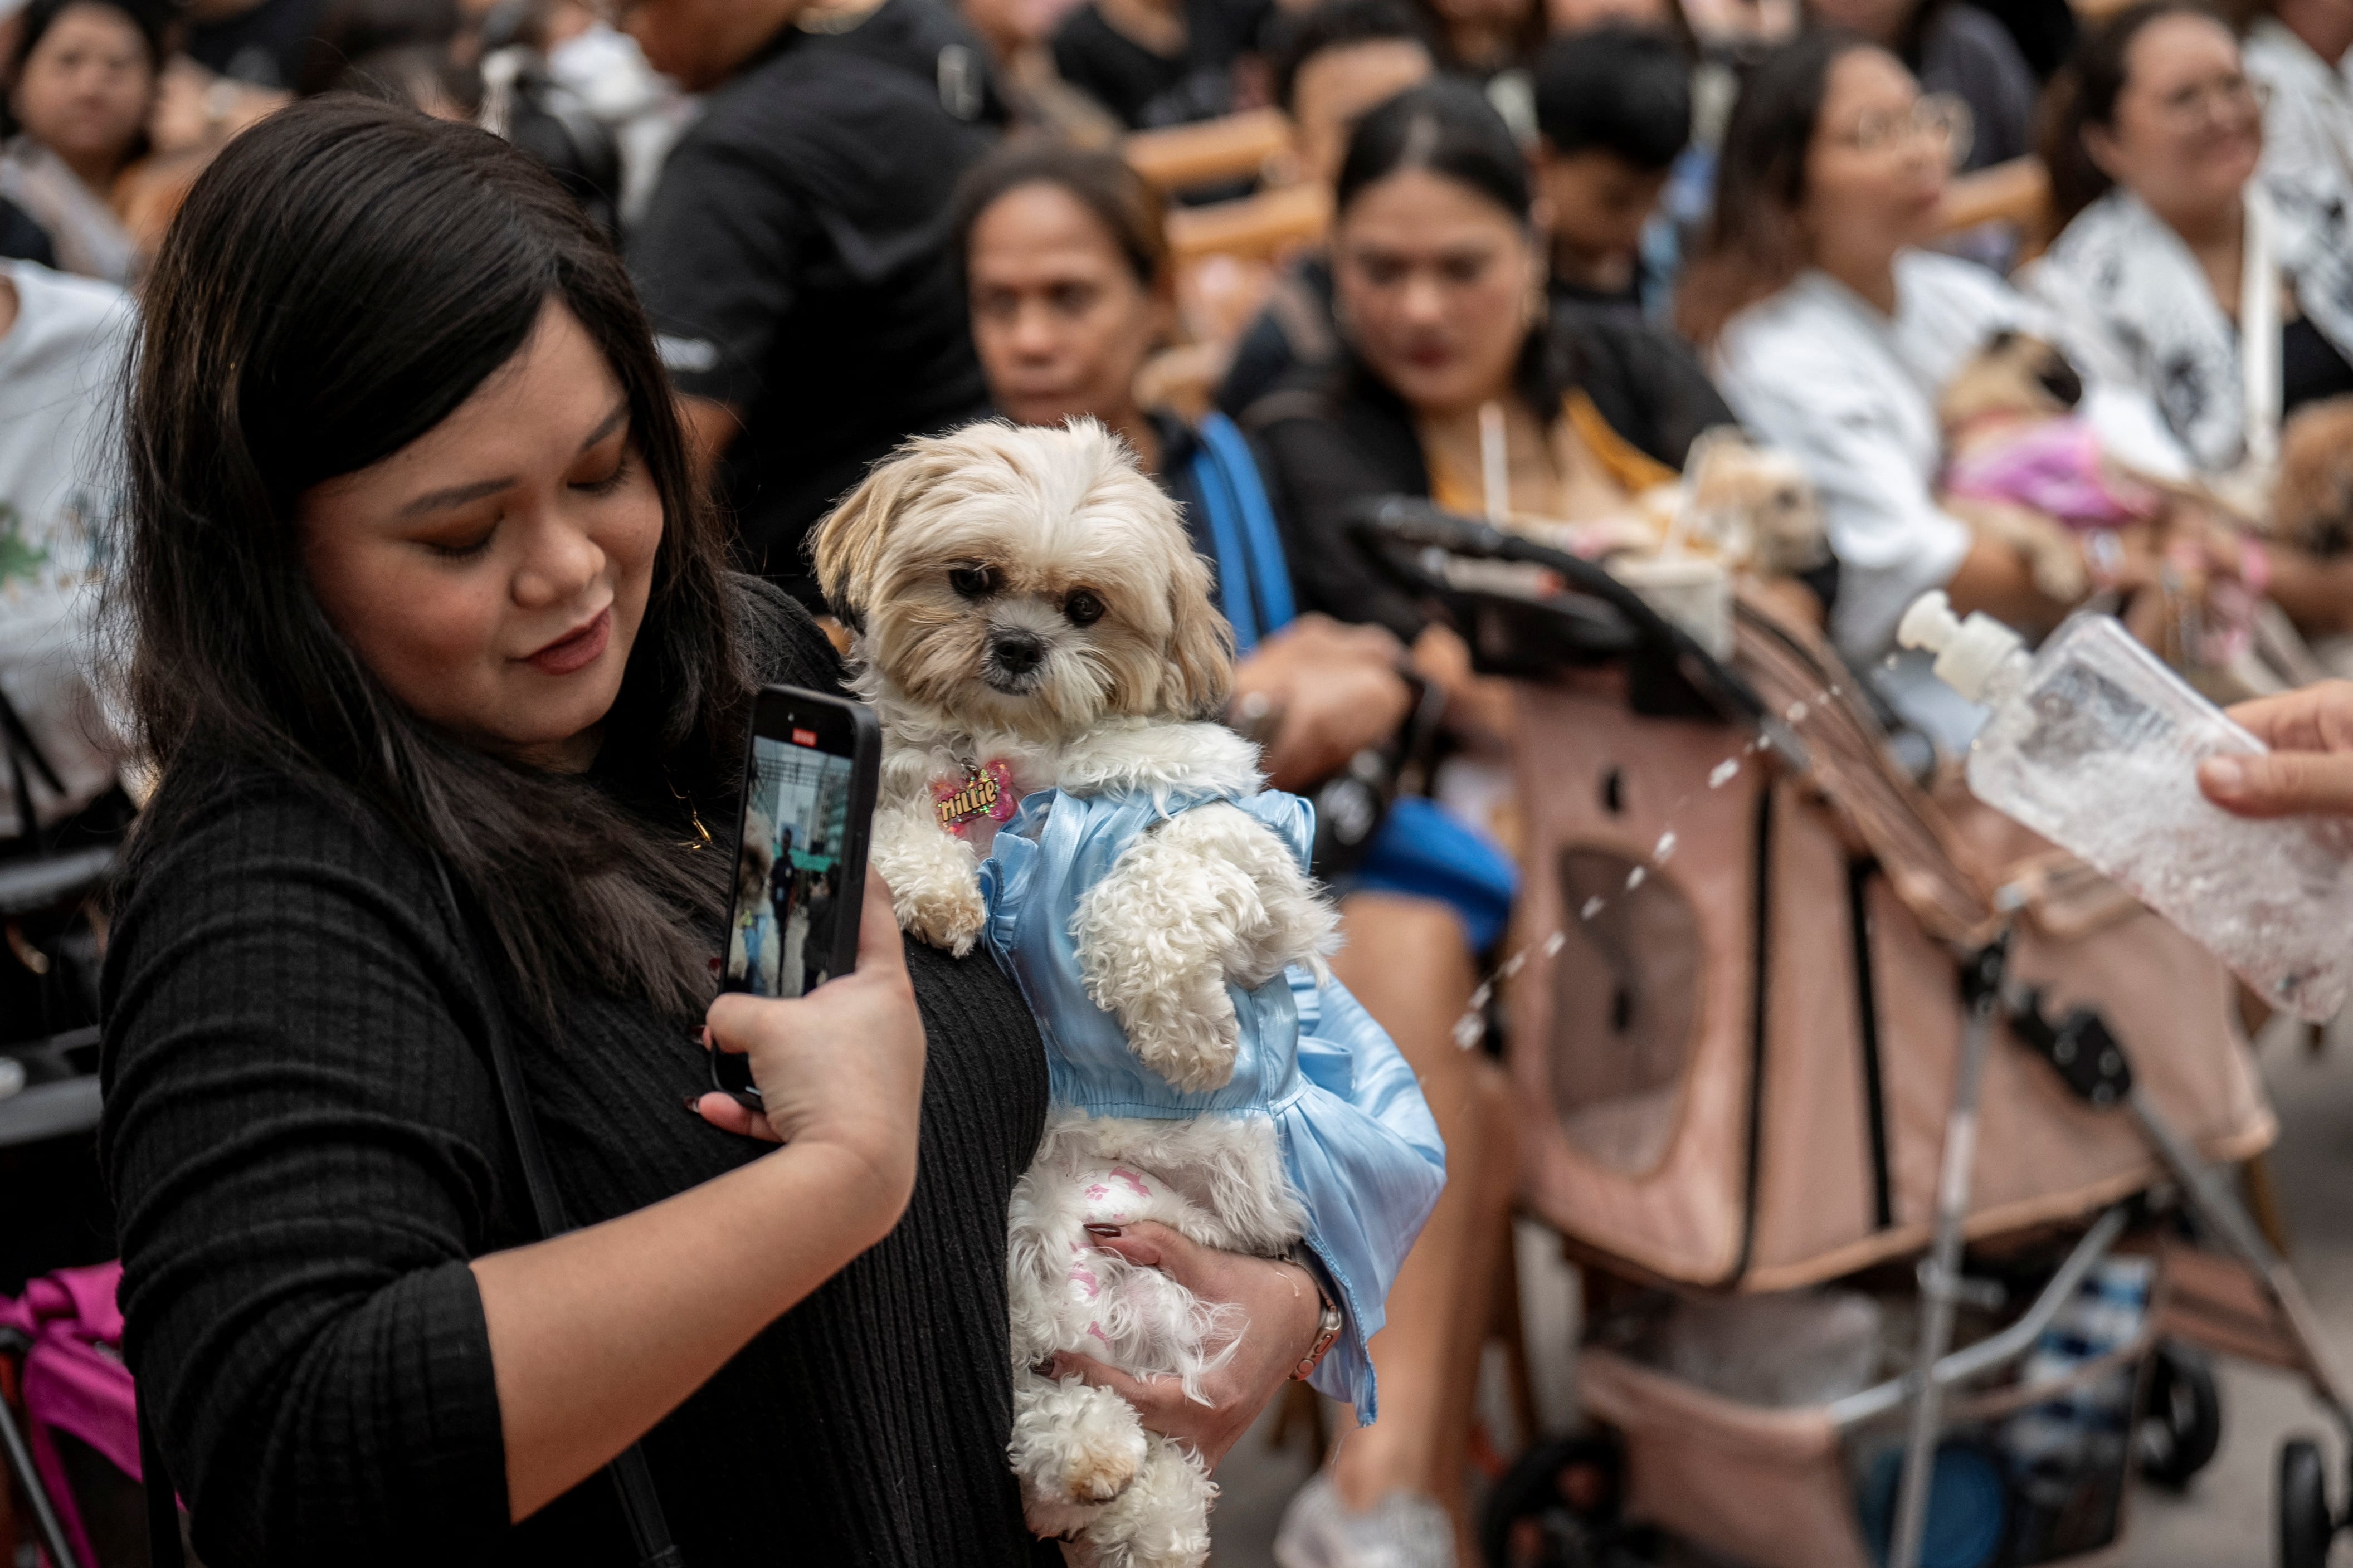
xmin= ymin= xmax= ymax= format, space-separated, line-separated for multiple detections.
xmin=723 ymin=724 xmax=859 ymax=1000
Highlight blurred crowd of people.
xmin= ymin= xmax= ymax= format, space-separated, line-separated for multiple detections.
xmin=8 ymin=0 xmax=2353 ymax=1557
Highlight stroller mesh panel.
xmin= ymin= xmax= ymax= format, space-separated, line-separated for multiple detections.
xmin=1551 ymin=846 xmax=1703 ymax=1175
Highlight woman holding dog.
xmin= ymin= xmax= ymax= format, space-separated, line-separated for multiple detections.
xmin=100 ymin=98 xmax=1327 ymax=1567
xmin=954 ymin=136 xmax=1514 ymax=1568
xmin=2028 ymin=1 xmax=2353 ymax=642
xmin=1685 ymin=30 xmax=2211 ymax=745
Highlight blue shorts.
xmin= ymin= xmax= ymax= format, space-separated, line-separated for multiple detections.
xmin=1335 ymin=795 xmax=1518 ymax=954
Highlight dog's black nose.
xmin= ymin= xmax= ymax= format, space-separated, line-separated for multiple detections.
xmin=991 ymin=631 xmax=1046 ymax=676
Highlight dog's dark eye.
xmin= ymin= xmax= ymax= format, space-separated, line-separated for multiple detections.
xmin=1064 ymin=589 xmax=1106 ymax=627
xmin=949 ymin=565 xmax=997 ymax=599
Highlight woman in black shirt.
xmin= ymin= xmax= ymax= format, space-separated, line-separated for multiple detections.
xmin=1249 ymin=81 xmax=1740 ymax=643
xmin=100 ymin=98 xmax=1311 ymax=1567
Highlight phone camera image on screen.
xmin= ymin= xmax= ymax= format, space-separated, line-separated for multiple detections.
xmin=725 ymin=726 xmax=857 ymax=1000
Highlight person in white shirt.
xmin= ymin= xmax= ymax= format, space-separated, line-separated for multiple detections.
xmin=1 ymin=0 xmax=163 ymax=285
xmin=1679 ymin=30 xmax=2187 ymax=745
xmin=2025 ymin=1 xmax=2353 ymax=644
xmin=0 ymin=257 xmax=131 ymax=837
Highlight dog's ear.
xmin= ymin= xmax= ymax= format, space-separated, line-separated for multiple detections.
xmin=811 ymin=444 xmax=926 ymax=631
xmin=2037 ymin=346 xmax=2085 ymax=410
xmin=1163 ymin=550 xmax=1235 ymax=720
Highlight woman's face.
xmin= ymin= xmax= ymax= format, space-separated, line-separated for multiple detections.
xmin=2088 ymin=14 xmax=2262 ymax=226
xmin=967 ymin=182 xmax=1167 ymax=433
xmin=9 ymin=3 xmax=154 ymax=177
xmin=1332 ymin=167 xmax=1542 ymax=417
xmin=1801 ymin=48 xmax=1952 ymax=273
xmin=300 ymin=300 xmax=664 ymax=771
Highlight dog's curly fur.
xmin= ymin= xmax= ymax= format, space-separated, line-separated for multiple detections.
xmin=812 ymin=419 xmax=1337 ymax=1568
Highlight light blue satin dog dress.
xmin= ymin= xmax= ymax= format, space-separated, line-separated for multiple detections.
xmin=977 ymin=781 xmax=1447 ymax=1422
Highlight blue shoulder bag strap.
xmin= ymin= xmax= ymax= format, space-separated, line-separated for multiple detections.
xmin=1195 ymin=412 xmax=1297 ymax=639
xmin=1188 ymin=431 xmax=1261 ymax=654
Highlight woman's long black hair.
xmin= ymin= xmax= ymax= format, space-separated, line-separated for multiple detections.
xmin=113 ymin=95 xmax=748 ymax=1020
xmin=1675 ymin=28 xmax=1864 ymax=345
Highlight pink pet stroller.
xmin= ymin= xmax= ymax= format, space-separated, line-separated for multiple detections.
xmin=1350 ymin=501 xmax=2352 ymax=1568
xmin=2 ymin=1262 xmax=147 ymax=1568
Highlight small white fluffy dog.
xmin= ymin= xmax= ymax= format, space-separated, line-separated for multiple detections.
xmin=813 ymin=419 xmax=1339 ymax=1567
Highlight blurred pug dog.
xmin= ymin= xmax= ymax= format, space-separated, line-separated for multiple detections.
xmin=1938 ymin=329 xmax=2162 ymax=604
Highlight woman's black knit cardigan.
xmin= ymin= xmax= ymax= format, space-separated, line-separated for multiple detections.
xmin=98 ymin=587 xmax=1059 ymax=1567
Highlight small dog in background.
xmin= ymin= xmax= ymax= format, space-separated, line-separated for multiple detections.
xmin=812 ymin=419 xmax=1442 ymax=1568
xmin=1938 ymin=329 xmax=2162 ymax=603
xmin=1674 ymin=427 xmax=1831 ymax=579
xmin=2273 ymin=395 xmax=2353 ymax=559
xmin=1515 ymin=428 xmax=1829 ymax=583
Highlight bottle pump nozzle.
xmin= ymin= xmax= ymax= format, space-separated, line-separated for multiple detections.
xmin=1897 ymin=590 xmax=2026 ymax=704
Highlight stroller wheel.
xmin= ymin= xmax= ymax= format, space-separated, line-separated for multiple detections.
xmin=1480 ymin=1433 xmax=1626 ymax=1568
xmin=2277 ymin=1437 xmax=2333 ymax=1568
xmin=2137 ymin=1341 xmax=2222 ymax=1489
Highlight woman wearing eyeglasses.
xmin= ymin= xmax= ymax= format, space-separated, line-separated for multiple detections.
xmin=2023 ymin=2 xmax=2353 ymax=651
xmin=2028 ymin=3 xmax=2353 ymax=483
xmin=1682 ymin=31 xmax=2188 ymax=746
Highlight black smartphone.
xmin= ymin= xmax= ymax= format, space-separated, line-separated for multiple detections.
xmin=709 ymin=684 xmax=881 ymax=1107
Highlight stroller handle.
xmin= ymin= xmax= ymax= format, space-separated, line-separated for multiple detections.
xmin=1342 ymin=497 xmax=1777 ymax=735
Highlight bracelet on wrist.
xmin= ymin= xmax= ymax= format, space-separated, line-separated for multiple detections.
xmin=1281 ymin=1244 xmax=1343 ymax=1382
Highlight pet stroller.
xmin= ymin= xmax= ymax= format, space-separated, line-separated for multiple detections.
xmin=1347 ymin=501 xmax=2353 ymax=1568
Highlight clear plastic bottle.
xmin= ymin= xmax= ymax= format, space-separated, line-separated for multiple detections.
xmin=1898 ymin=591 xmax=2353 ymax=1020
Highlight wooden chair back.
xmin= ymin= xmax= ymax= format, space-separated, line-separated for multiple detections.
xmin=1122 ymin=109 xmax=1295 ymax=194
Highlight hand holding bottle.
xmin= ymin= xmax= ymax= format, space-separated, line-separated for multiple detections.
xmin=2198 ymin=682 xmax=2353 ymax=819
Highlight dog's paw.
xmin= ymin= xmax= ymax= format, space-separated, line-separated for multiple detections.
xmin=1124 ymin=988 xmax=1241 ymax=1094
xmin=1011 ymin=1374 xmax=1150 ymax=1525
xmin=1083 ymin=1434 xmax=1215 ymax=1568
xmin=2029 ymin=550 xmax=2089 ymax=605
xmin=898 ymin=880 xmax=985 ymax=956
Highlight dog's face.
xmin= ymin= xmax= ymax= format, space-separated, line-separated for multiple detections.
xmin=1939 ymin=329 xmax=2086 ymax=428
xmin=812 ymin=419 xmax=1233 ymax=740
xmin=1684 ymin=428 xmax=1828 ymax=571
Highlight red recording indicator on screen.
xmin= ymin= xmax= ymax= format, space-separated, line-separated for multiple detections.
xmin=792 ymin=727 xmax=818 ymax=747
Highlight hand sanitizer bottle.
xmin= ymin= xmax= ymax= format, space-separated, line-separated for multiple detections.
xmin=1898 ymin=591 xmax=2353 ymax=1020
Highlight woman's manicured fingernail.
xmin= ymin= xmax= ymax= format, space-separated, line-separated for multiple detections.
xmin=1083 ymin=1223 xmax=1124 ymax=1237
xmin=2201 ymin=757 xmax=2244 ymax=794
xmin=683 ymin=1094 xmax=705 ymax=1114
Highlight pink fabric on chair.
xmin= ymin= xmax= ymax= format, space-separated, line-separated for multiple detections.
xmin=7 ymin=1262 xmax=137 ymax=1568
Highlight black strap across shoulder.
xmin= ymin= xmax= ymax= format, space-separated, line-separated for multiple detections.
xmin=427 ymin=855 xmax=686 ymax=1568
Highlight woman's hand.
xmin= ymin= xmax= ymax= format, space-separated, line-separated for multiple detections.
xmin=2199 ymin=681 xmax=2353 ymax=818
xmin=1048 ymin=1221 xmax=1326 ymax=1468
xmin=1230 ymin=616 xmax=1414 ymax=793
xmin=483 ymin=867 xmax=928 ymax=1521
xmin=1410 ymin=623 xmax=1514 ymax=750
xmin=697 ymin=870 xmax=927 ymax=1201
